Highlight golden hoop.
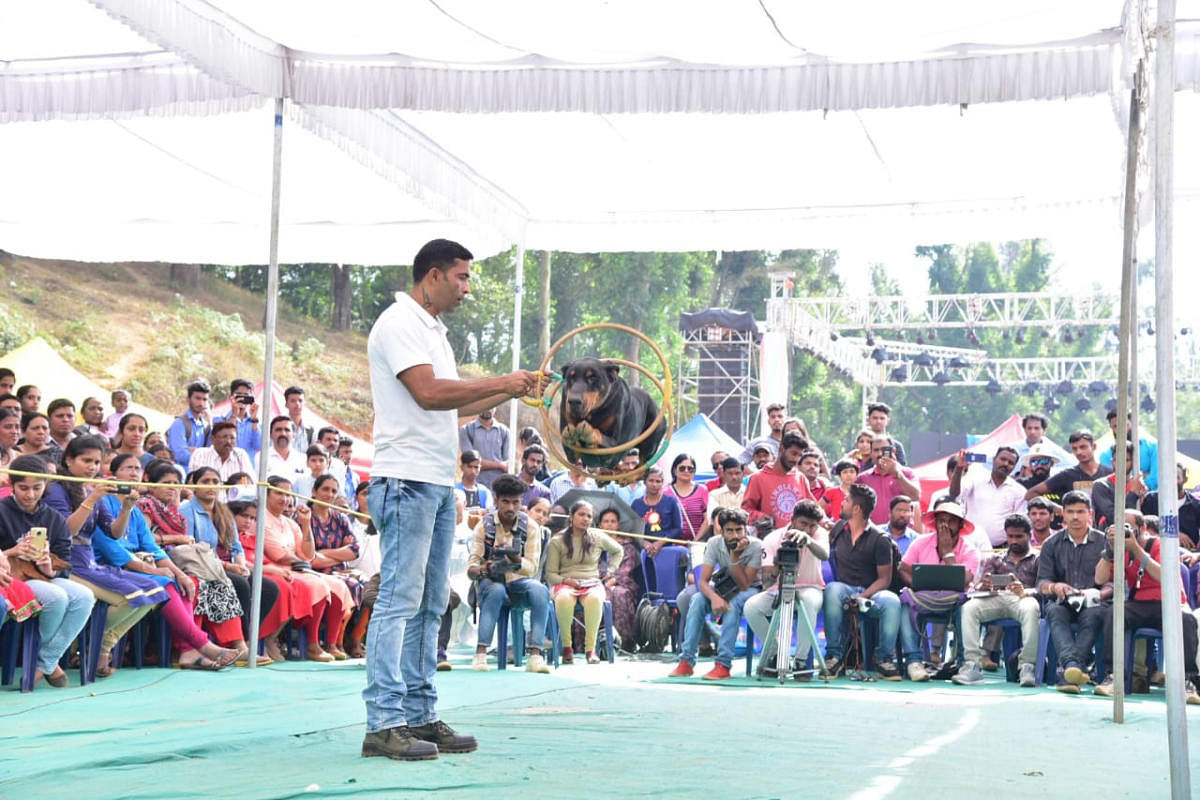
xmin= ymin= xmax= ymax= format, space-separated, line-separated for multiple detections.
xmin=534 ymin=322 xmax=675 ymax=482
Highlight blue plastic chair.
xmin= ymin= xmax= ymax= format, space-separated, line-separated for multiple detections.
xmin=542 ymin=594 xmax=616 ymax=664
xmin=1036 ymin=619 xmax=1105 ymax=685
xmin=1124 ymin=626 xmax=1164 ymax=692
xmin=496 ymin=587 xmax=563 ymax=669
xmin=1 ymin=615 xmax=41 ymax=692
xmin=72 ymin=600 xmax=111 ymax=685
xmin=112 ymin=608 xmax=171 ymax=669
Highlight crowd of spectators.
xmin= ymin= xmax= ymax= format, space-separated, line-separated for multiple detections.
xmin=4 ymin=367 xmax=1200 ymax=706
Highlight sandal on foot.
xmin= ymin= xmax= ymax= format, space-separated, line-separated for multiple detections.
xmin=179 ymin=655 xmax=225 ymax=671
xmin=213 ymin=647 xmax=241 ymax=667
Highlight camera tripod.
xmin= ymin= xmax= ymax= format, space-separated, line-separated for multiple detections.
xmin=755 ymin=548 xmax=828 ymax=684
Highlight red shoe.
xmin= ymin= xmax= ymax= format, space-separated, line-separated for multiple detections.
xmin=561 ymin=647 xmax=574 ymax=664
xmin=702 ymin=663 xmax=732 ymax=681
xmin=668 ymin=661 xmax=694 ymax=677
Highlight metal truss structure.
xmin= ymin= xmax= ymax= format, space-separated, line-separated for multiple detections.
xmin=678 ymin=325 xmax=759 ymax=443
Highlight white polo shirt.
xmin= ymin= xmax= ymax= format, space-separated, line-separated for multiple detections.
xmin=368 ymin=292 xmax=459 ymax=486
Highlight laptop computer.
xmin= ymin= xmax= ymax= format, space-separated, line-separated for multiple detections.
xmin=912 ymin=563 xmax=967 ymax=591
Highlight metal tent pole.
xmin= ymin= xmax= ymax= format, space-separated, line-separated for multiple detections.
xmin=507 ymin=242 xmax=526 ymax=472
xmin=1111 ymin=69 xmax=1143 ymax=722
xmin=1153 ymin=2 xmax=1192 ymax=795
xmin=248 ymin=98 xmax=285 ymax=668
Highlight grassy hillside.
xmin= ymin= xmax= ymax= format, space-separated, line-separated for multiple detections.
xmin=0 ymin=252 xmax=376 ymax=436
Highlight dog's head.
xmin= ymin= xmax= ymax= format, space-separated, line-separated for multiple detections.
xmin=558 ymin=358 xmax=620 ymax=422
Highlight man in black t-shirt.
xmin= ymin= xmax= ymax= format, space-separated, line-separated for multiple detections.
xmin=1016 ymin=443 xmax=1058 ymax=491
xmin=1024 ymin=430 xmax=1113 ymax=508
xmin=1141 ymin=463 xmax=1200 ymax=548
xmin=821 ymin=483 xmax=904 ymax=680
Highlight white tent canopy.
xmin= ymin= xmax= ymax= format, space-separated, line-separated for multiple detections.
xmin=4 ymin=0 xmax=1200 ymax=262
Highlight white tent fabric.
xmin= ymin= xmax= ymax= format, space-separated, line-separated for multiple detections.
xmin=3 ymin=0 xmax=1200 ymax=262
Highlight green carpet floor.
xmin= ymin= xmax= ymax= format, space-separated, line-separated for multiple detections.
xmin=2 ymin=649 xmax=1196 ymax=799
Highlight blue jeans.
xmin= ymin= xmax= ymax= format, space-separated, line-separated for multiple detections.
xmin=821 ymin=582 xmax=901 ymax=664
xmin=476 ymin=578 xmax=550 ymax=648
xmin=363 ymin=478 xmax=456 ymax=733
xmin=680 ymin=587 xmax=759 ymax=667
xmin=28 ymin=577 xmax=95 ymax=673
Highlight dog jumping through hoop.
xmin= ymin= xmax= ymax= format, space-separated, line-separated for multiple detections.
xmin=557 ymin=357 xmax=666 ymax=471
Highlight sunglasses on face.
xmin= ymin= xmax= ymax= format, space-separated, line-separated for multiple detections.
xmin=676 ymin=465 xmax=695 ymax=472
xmin=1030 ymin=458 xmax=1051 ymax=466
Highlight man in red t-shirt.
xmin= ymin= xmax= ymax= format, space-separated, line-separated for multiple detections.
xmin=742 ymin=434 xmax=812 ymax=530
xmin=1094 ymin=511 xmax=1200 ymax=701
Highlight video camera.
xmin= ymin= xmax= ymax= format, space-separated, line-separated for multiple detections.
xmin=484 ymin=543 xmax=525 ymax=582
xmin=775 ymin=537 xmax=802 ymax=568
xmin=753 ymin=517 xmax=774 ymax=536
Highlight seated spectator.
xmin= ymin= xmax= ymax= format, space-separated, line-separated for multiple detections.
xmin=822 ymin=483 xmax=904 ymax=680
xmin=953 ymin=513 xmax=1042 ymax=687
xmin=465 ymin=474 xmax=551 ymax=672
xmin=292 ymin=445 xmax=329 ymax=499
xmin=855 ymin=436 xmax=921 ymax=527
xmin=632 ymin=466 xmax=684 ymax=555
xmin=45 ymin=399 xmax=77 ymax=453
xmin=74 ymin=397 xmax=106 ymax=439
xmin=228 ymin=499 xmax=293 ymax=661
xmin=16 ymin=384 xmax=41 ymax=418
xmin=1091 ymin=440 xmax=1146 ymax=531
xmin=315 ymin=427 xmax=350 ymax=494
xmin=102 ymin=389 xmax=130 ymax=442
xmin=668 ymin=454 xmax=709 ymax=542
xmin=1141 ymin=464 xmax=1200 ymax=550
xmin=669 ymin=507 xmax=761 ymax=680
xmin=884 ymin=495 xmax=920 ymax=556
xmin=526 ymin=496 xmax=552 ymax=529
xmin=1016 ymin=443 xmax=1059 ymax=490
xmin=704 ymin=450 xmax=731 ymax=491
xmin=824 ymin=459 xmax=859 ymax=521
xmin=516 ymin=445 xmax=552 ymax=507
xmin=547 ymin=464 xmax=597 ymax=505
xmin=265 ymin=416 xmax=307 ymax=481
xmin=0 ymin=393 xmax=20 ymax=416
xmin=0 ymin=368 xmax=13 ymax=396
xmin=843 ymin=429 xmax=874 ymax=471
xmin=1027 ymin=496 xmax=1058 ymax=547
xmin=1036 ymin=490 xmax=1111 ymax=694
xmin=596 ymin=507 xmax=640 ymax=653
xmin=138 ymin=459 xmax=196 ymax=548
xmin=214 ymin=379 xmax=262 ymax=462
xmin=699 ymin=457 xmax=745 ymax=540
xmin=166 ymin=380 xmax=213 ymax=469
xmin=457 ymin=449 xmax=493 ymax=511
xmin=545 ymin=500 xmax=624 ymax=664
xmin=188 ymin=421 xmax=255 ymax=497
xmin=16 ymin=412 xmax=60 ymax=469
xmin=180 ymin=466 xmax=280 ymax=664
xmin=896 ymin=501 xmax=979 ymax=681
xmin=603 ymin=449 xmax=646 ymax=506
xmin=1094 ymin=511 xmax=1200 ymax=702
xmin=307 ymin=474 xmax=363 ymax=660
xmin=518 ymin=427 xmax=551 ymax=483
xmin=43 ymin=438 xmax=166 ymax=675
xmin=748 ymin=442 xmax=773 ymax=473
xmin=745 ymin=500 xmax=827 ymax=677
xmin=0 ymin=455 xmax=96 ymax=688
xmin=261 ymin=476 xmax=348 ymax=662
xmin=742 ymin=433 xmax=813 ymax=530
xmin=0 ymin=407 xmax=20 ymax=471
xmin=111 ymin=413 xmax=149 ymax=466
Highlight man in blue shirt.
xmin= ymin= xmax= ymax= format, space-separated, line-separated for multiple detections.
xmin=1098 ymin=410 xmax=1158 ymax=492
xmin=214 ymin=378 xmax=262 ymax=462
xmin=166 ymin=380 xmax=212 ymax=470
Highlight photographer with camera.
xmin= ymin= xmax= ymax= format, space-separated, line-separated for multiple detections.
xmin=466 ymin=475 xmax=551 ymax=673
xmin=744 ymin=500 xmax=828 ymax=678
xmin=669 ymin=507 xmax=762 ymax=680
xmin=1035 ymin=490 xmax=1111 ymax=694
xmin=855 ymin=437 xmax=921 ymax=527
xmin=214 ymin=378 xmax=261 ymax=462
xmin=822 ymin=483 xmax=905 ymax=680
xmin=1092 ymin=510 xmax=1200 ymax=702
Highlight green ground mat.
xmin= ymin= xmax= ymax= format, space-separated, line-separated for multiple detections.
xmin=2 ymin=650 xmax=1197 ymax=799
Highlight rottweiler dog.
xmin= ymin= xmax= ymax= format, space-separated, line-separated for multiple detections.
xmin=558 ymin=357 xmax=666 ymax=471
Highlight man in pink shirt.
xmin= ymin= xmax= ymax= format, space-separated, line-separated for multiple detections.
xmin=855 ymin=437 xmax=921 ymax=526
xmin=896 ymin=501 xmax=979 ymax=681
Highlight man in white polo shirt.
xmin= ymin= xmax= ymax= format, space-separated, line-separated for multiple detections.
xmin=362 ymin=239 xmax=542 ymax=763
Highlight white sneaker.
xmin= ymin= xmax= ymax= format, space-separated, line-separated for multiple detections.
xmin=907 ymin=662 xmax=929 ymax=682
xmin=1019 ymin=663 xmax=1037 ymax=687
xmin=525 ymin=653 xmax=551 ymax=674
xmin=471 ymin=652 xmax=489 ymax=671
xmin=951 ymin=661 xmax=985 ymax=685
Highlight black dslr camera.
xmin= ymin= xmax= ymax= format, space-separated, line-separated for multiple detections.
xmin=753 ymin=517 xmax=775 ymax=536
